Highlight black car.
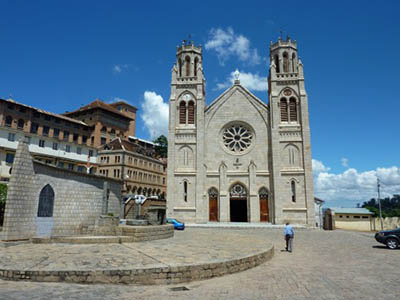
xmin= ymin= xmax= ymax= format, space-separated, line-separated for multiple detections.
xmin=375 ymin=227 xmax=400 ymax=249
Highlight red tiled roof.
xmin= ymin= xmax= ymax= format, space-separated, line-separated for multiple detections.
xmin=64 ymin=99 xmax=133 ymax=120
xmin=1 ymin=98 xmax=89 ymax=126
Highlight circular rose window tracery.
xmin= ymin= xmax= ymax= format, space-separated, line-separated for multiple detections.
xmin=222 ymin=124 xmax=253 ymax=154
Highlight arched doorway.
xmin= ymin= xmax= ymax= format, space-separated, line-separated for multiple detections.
xmin=259 ymin=187 xmax=269 ymax=222
xmin=229 ymin=183 xmax=248 ymax=222
xmin=208 ymin=187 xmax=219 ymax=222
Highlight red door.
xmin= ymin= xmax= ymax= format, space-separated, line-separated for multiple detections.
xmin=260 ymin=195 xmax=269 ymax=222
xmin=209 ymin=196 xmax=218 ymax=221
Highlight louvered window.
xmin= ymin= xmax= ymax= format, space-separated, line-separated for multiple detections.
xmin=289 ymin=98 xmax=297 ymax=122
xmin=188 ymin=101 xmax=195 ymax=124
xmin=179 ymin=102 xmax=186 ymax=124
xmin=280 ymin=99 xmax=288 ymax=122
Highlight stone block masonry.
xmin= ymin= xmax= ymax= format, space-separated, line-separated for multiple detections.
xmin=1 ymin=140 xmax=123 ymax=241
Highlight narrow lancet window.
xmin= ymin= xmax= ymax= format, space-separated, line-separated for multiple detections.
xmin=280 ymin=98 xmax=288 ymax=122
xmin=179 ymin=102 xmax=186 ymax=124
xmin=188 ymin=101 xmax=195 ymax=124
xmin=289 ymin=98 xmax=297 ymax=122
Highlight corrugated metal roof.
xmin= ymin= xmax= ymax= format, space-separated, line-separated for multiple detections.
xmin=329 ymin=207 xmax=374 ymax=215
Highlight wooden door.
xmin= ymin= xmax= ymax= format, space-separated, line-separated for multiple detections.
xmin=209 ymin=196 xmax=218 ymax=221
xmin=260 ymin=195 xmax=269 ymax=222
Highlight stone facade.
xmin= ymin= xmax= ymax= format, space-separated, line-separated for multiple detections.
xmin=167 ymin=37 xmax=315 ymax=225
xmin=1 ymin=139 xmax=123 ymax=241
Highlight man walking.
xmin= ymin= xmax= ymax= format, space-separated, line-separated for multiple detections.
xmin=284 ymin=222 xmax=294 ymax=252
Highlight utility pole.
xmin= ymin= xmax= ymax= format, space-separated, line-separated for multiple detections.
xmin=377 ymin=178 xmax=383 ymax=230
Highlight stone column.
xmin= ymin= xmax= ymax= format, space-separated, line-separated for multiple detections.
xmin=248 ymin=161 xmax=259 ymax=222
xmin=102 ymin=181 xmax=109 ymax=215
xmin=219 ymin=161 xmax=229 ymax=222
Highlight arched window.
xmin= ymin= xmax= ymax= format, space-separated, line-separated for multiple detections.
xmin=37 ymin=184 xmax=55 ymax=217
xmin=178 ymin=58 xmax=182 ymax=77
xmin=194 ymin=57 xmax=199 ymax=76
xmin=289 ymin=98 xmax=297 ymax=122
xmin=183 ymin=181 xmax=188 ymax=202
xmin=5 ymin=115 xmax=12 ymax=127
xmin=274 ymin=55 xmax=280 ymax=73
xmin=179 ymin=102 xmax=186 ymax=124
xmin=110 ymin=128 xmax=116 ymax=135
xmin=292 ymin=53 xmax=296 ymax=72
xmin=280 ymin=98 xmax=288 ymax=122
xmin=188 ymin=101 xmax=195 ymax=124
xmin=291 ymin=181 xmax=296 ymax=202
xmin=17 ymin=119 xmax=24 ymax=129
xmin=283 ymin=52 xmax=289 ymax=72
xmin=185 ymin=56 xmax=191 ymax=76
xmin=101 ymin=126 xmax=107 ymax=133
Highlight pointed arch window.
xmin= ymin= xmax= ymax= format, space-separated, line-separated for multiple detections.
xmin=289 ymin=98 xmax=298 ymax=122
xmin=283 ymin=52 xmax=289 ymax=73
xmin=179 ymin=102 xmax=186 ymax=124
xmin=291 ymin=181 xmax=296 ymax=202
xmin=194 ymin=57 xmax=199 ymax=76
xmin=280 ymin=98 xmax=288 ymax=122
xmin=37 ymin=184 xmax=55 ymax=217
xmin=178 ymin=58 xmax=182 ymax=77
xmin=188 ymin=101 xmax=195 ymax=124
xmin=292 ymin=53 xmax=297 ymax=72
xmin=185 ymin=56 xmax=191 ymax=76
xmin=274 ymin=55 xmax=280 ymax=73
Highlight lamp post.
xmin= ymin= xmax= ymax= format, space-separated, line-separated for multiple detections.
xmin=377 ymin=178 xmax=383 ymax=230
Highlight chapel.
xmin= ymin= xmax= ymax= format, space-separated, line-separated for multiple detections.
xmin=166 ymin=37 xmax=315 ymax=225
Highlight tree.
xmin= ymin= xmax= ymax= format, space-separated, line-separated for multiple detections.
xmin=362 ymin=195 xmax=400 ymax=218
xmin=0 ymin=183 xmax=7 ymax=226
xmin=154 ymin=135 xmax=168 ymax=158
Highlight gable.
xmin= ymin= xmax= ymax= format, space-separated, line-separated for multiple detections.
xmin=205 ymin=84 xmax=269 ymax=128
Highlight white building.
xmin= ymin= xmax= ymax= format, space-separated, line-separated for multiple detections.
xmin=167 ymin=37 xmax=315 ymax=225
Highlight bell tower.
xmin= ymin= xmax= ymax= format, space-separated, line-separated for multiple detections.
xmin=167 ymin=40 xmax=207 ymax=222
xmin=268 ymin=36 xmax=315 ymax=225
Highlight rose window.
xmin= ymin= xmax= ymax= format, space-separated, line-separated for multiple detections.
xmin=222 ymin=124 xmax=253 ymax=153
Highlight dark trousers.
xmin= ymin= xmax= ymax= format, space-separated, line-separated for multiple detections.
xmin=285 ymin=234 xmax=293 ymax=252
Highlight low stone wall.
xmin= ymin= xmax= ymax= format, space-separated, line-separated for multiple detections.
xmin=118 ymin=224 xmax=173 ymax=242
xmin=372 ymin=217 xmax=400 ymax=231
xmin=0 ymin=244 xmax=273 ymax=284
xmin=31 ymin=224 xmax=174 ymax=244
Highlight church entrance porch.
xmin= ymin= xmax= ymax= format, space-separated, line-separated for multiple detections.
xmin=229 ymin=183 xmax=248 ymax=222
xmin=230 ymin=198 xmax=248 ymax=222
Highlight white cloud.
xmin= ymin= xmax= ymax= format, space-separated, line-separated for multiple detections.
xmin=341 ymin=157 xmax=349 ymax=168
xmin=113 ymin=64 xmax=128 ymax=74
xmin=141 ymin=91 xmax=169 ymax=139
xmin=312 ymin=159 xmax=400 ymax=203
xmin=312 ymin=159 xmax=331 ymax=175
xmin=205 ymin=27 xmax=260 ymax=66
xmin=216 ymin=70 xmax=268 ymax=91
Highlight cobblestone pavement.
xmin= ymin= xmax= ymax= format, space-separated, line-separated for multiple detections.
xmin=0 ymin=230 xmax=271 ymax=271
xmin=1 ymin=228 xmax=399 ymax=300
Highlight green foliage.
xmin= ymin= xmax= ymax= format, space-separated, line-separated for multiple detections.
xmin=154 ymin=135 xmax=168 ymax=158
xmin=362 ymin=194 xmax=400 ymax=217
xmin=107 ymin=212 xmax=114 ymax=217
xmin=0 ymin=183 xmax=7 ymax=226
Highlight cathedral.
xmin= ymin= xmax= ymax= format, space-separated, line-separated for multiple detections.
xmin=166 ymin=37 xmax=315 ymax=225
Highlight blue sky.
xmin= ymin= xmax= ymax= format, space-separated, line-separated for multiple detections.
xmin=1 ymin=0 xmax=399 ymax=207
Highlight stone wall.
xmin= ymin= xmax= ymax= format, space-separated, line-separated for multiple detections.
xmin=372 ymin=217 xmax=400 ymax=231
xmin=1 ymin=140 xmax=123 ymax=241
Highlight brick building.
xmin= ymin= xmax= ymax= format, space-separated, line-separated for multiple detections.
xmin=98 ymin=137 xmax=167 ymax=199
xmin=0 ymin=98 xmax=98 ymax=179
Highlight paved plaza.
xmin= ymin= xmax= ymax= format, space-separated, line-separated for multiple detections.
xmin=1 ymin=228 xmax=399 ymax=299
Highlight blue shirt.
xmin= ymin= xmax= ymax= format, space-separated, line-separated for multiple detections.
xmin=284 ymin=224 xmax=294 ymax=236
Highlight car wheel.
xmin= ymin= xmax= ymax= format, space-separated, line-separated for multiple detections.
xmin=386 ymin=238 xmax=399 ymax=249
